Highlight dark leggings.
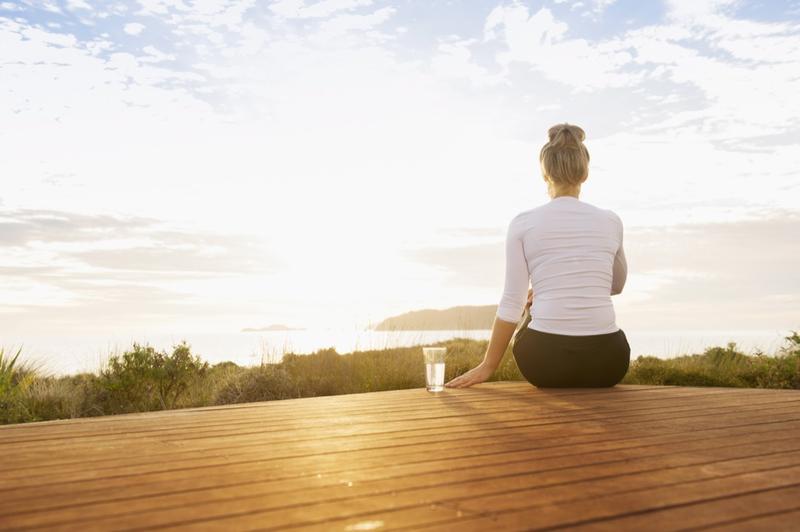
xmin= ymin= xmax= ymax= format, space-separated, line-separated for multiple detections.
xmin=511 ymin=309 xmax=631 ymax=388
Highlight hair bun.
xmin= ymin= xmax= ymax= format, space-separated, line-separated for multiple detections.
xmin=547 ymin=123 xmax=586 ymax=144
xmin=540 ymin=122 xmax=590 ymax=187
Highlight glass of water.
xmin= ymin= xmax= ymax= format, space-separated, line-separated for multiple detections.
xmin=423 ymin=347 xmax=447 ymax=392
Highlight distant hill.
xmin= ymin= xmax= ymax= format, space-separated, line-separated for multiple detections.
xmin=372 ymin=305 xmax=497 ymax=331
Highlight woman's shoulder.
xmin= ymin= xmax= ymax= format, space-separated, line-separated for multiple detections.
xmin=508 ymin=204 xmax=547 ymax=231
xmin=505 ymin=206 xmax=545 ymax=239
xmin=580 ymin=199 xmax=622 ymax=225
xmin=510 ymin=201 xmax=623 ymax=228
xmin=597 ymin=207 xmax=624 ymax=238
xmin=602 ymin=207 xmax=623 ymax=225
xmin=512 ymin=199 xmax=555 ymax=220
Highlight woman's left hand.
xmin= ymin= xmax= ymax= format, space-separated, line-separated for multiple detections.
xmin=445 ymin=361 xmax=495 ymax=388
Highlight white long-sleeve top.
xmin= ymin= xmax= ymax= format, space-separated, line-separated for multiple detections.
xmin=496 ymin=195 xmax=627 ymax=335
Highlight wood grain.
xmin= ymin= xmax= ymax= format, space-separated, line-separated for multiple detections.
xmin=1 ymin=381 xmax=798 ymax=531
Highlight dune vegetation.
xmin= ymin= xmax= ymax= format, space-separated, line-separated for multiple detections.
xmin=1 ymin=331 xmax=798 ymax=425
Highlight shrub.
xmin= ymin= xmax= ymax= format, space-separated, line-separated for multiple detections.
xmin=622 ymin=355 xmax=739 ymax=387
xmin=281 ymin=348 xmax=356 ymax=397
xmin=623 ymin=332 xmax=800 ymax=390
xmin=214 ymin=364 xmax=298 ymax=404
xmin=95 ymin=341 xmax=209 ymax=414
xmin=12 ymin=376 xmax=90 ymax=422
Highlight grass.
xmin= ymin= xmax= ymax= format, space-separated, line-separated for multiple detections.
xmin=622 ymin=334 xmax=800 ymax=389
xmin=1 ymin=331 xmax=798 ymax=425
xmin=0 ymin=347 xmax=38 ymax=420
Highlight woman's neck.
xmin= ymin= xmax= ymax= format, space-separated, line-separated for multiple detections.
xmin=550 ymin=189 xmax=580 ymax=199
xmin=546 ymin=180 xmax=580 ymax=199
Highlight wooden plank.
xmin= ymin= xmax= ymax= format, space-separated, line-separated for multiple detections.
xmin=4 ymin=414 xmax=799 ymax=518
xmin=6 ymin=400 xmax=796 ymax=491
xmin=1 ymin=384 xmax=783 ymax=443
xmin=0 ymin=387 xmax=781 ymax=476
xmin=3 ymin=397 xmax=798 ymax=498
xmin=0 ymin=382 xmax=798 ymax=532
xmin=0 ymin=421 xmax=800 ymax=509
xmin=701 ymin=508 xmax=800 ymax=531
xmin=1 ymin=388 xmax=792 ymax=471
xmin=0 ymin=385 xmax=740 ymax=445
xmin=403 ymin=466 xmax=800 ymax=532
xmin=31 ymin=452 xmax=800 ymax=531
xmin=0 ymin=387 xmax=789 ymax=468
xmin=567 ymin=485 xmax=800 ymax=531
xmin=5 ymin=430 xmax=800 ymax=529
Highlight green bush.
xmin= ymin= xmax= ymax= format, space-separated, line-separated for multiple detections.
xmin=95 ymin=341 xmax=209 ymax=414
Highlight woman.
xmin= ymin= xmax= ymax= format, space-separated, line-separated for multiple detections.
xmin=445 ymin=123 xmax=630 ymax=389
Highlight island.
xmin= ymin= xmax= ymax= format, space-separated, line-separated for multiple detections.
xmin=372 ymin=305 xmax=497 ymax=331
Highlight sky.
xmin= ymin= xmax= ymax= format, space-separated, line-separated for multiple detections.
xmin=1 ymin=0 xmax=799 ymax=340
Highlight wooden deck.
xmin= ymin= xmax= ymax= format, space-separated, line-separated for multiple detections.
xmin=1 ymin=381 xmax=800 ymax=531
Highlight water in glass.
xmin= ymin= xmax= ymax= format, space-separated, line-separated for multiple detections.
xmin=422 ymin=347 xmax=446 ymax=392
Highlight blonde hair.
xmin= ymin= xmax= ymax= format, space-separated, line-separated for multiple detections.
xmin=539 ymin=123 xmax=590 ymax=187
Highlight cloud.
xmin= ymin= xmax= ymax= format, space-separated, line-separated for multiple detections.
xmin=613 ymin=213 xmax=800 ymax=331
xmin=0 ymin=209 xmax=158 ymax=246
xmin=134 ymin=0 xmax=256 ymax=33
xmin=135 ymin=0 xmax=189 ymax=15
xmin=436 ymin=226 xmax=505 ymax=239
xmin=66 ymin=0 xmax=93 ymax=10
xmin=484 ymin=4 xmax=643 ymax=92
xmin=0 ymin=208 xmax=280 ymax=274
xmin=0 ymin=208 xmax=282 ymax=328
xmin=71 ymin=244 xmax=270 ymax=274
xmin=664 ymin=0 xmax=740 ymax=24
xmin=0 ymin=205 xmax=296 ymax=335
xmin=123 ymin=22 xmax=146 ymax=35
xmin=589 ymin=0 xmax=618 ymax=14
xmin=0 ymin=17 xmax=207 ymax=118
xmin=625 ymin=212 xmax=799 ymax=291
xmin=2 ymin=0 xmax=798 ymax=338
xmin=480 ymin=0 xmax=800 ymax=151
xmin=313 ymin=6 xmax=395 ymax=44
xmin=404 ymin=241 xmax=505 ymax=289
xmin=269 ymin=0 xmax=373 ymax=19
xmin=620 ymin=18 xmax=800 ymax=149
xmin=430 ymin=36 xmax=507 ymax=88
xmin=562 ymin=0 xmax=620 ymax=19
xmin=140 ymin=45 xmax=176 ymax=62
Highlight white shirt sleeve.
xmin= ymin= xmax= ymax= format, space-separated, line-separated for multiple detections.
xmin=496 ymin=216 xmax=530 ymax=324
xmin=611 ymin=214 xmax=627 ymax=295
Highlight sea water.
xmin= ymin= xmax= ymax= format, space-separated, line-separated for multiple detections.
xmin=426 ymin=362 xmax=446 ymax=392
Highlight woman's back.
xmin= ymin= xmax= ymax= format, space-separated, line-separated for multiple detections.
xmin=497 ymin=195 xmax=627 ymax=335
xmin=446 ymin=122 xmax=631 ymax=389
